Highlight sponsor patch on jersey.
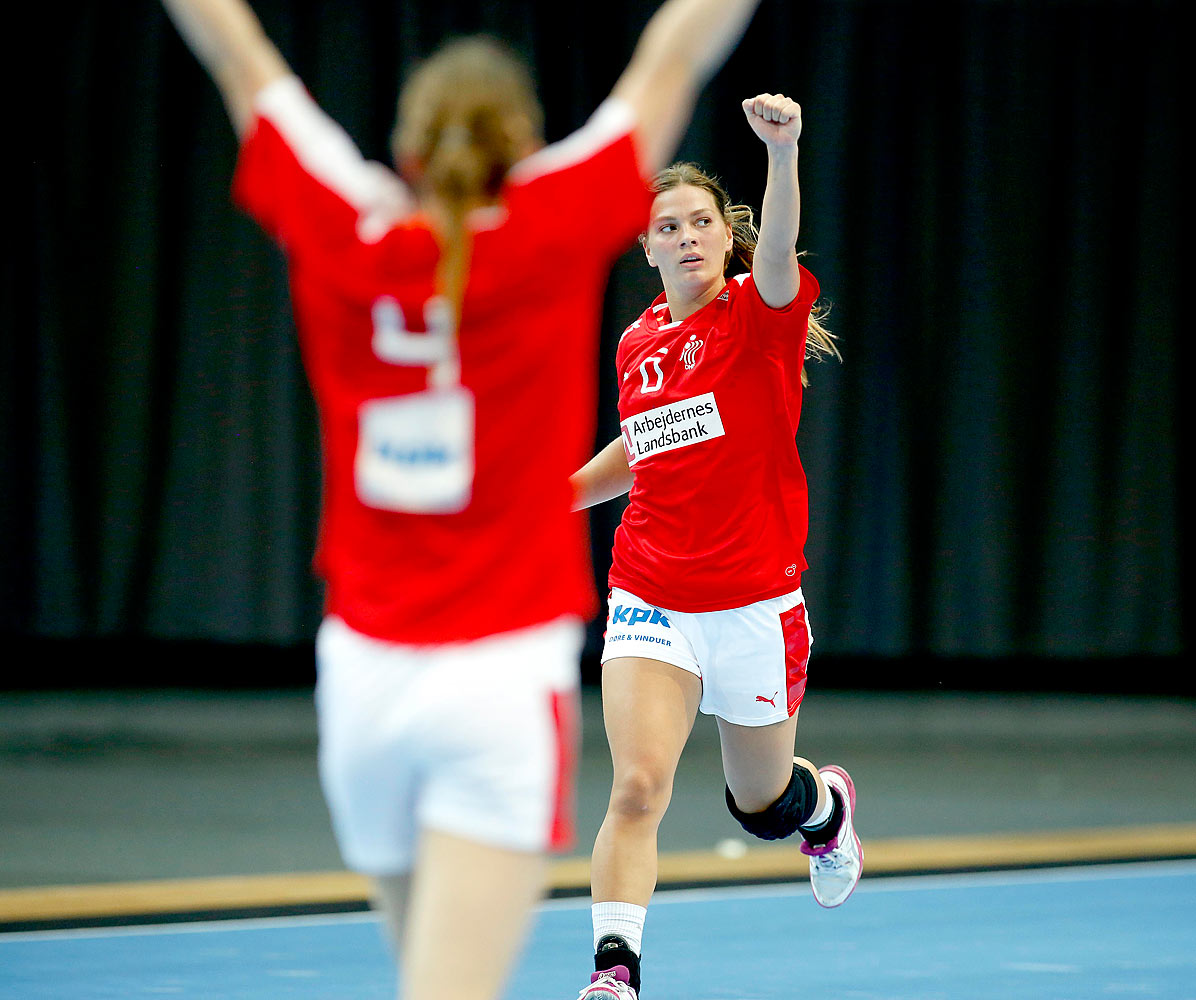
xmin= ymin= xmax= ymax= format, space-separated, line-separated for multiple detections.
xmin=620 ymin=392 xmax=725 ymax=466
xmin=355 ymin=387 xmax=474 ymax=513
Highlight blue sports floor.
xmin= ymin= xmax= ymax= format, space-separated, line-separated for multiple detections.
xmin=3 ymin=861 xmax=1194 ymax=1000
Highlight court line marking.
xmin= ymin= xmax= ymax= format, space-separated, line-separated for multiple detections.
xmin=4 ymin=858 xmax=1194 ymax=943
xmin=591 ymin=856 xmax=1196 ymax=909
xmin=2 ymin=822 xmax=1194 ymax=925
xmin=0 ymin=910 xmax=382 ymax=943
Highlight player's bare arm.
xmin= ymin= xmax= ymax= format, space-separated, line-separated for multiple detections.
xmin=743 ymin=93 xmax=803 ymax=309
xmin=611 ymin=0 xmax=763 ymax=175
xmin=570 ymin=437 xmax=634 ymax=511
xmin=160 ymin=0 xmax=290 ymax=136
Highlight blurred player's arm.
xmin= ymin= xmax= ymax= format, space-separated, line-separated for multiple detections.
xmin=571 ymin=438 xmax=633 ymax=511
xmin=160 ymin=0 xmax=290 ymax=136
xmin=742 ymin=93 xmax=803 ymax=308
xmin=611 ymin=0 xmax=763 ymax=174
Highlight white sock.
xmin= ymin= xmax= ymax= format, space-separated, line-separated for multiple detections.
xmin=592 ymin=901 xmax=647 ymax=955
xmin=803 ymin=783 xmax=835 ymax=830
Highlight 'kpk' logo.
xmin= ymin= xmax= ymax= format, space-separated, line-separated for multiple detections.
xmin=610 ymin=605 xmax=672 ymax=628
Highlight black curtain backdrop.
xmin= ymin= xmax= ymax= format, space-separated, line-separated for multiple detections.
xmin=5 ymin=0 xmax=1185 ymax=690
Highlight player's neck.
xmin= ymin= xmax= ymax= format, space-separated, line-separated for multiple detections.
xmin=660 ymin=277 xmax=726 ymax=325
xmin=422 ymin=194 xmax=499 ymax=238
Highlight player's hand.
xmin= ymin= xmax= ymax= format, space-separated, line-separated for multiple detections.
xmin=741 ymin=93 xmax=802 ymax=148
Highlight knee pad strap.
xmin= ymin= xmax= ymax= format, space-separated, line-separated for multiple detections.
xmin=725 ymin=762 xmax=818 ymax=841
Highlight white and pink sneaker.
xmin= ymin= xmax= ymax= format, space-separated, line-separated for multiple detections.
xmin=800 ymin=764 xmax=863 ymax=907
xmin=577 ymin=965 xmax=638 ymax=1000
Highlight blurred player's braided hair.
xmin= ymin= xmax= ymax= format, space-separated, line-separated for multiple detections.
xmin=647 ymin=162 xmax=839 ymax=386
xmin=393 ymin=37 xmax=543 ymax=330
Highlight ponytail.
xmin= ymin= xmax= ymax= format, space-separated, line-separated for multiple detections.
xmin=421 ymin=112 xmax=511 ymax=329
xmin=393 ymin=37 xmax=543 ymax=333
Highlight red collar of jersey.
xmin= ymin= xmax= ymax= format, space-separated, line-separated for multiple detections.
xmin=647 ymin=280 xmax=731 ymax=330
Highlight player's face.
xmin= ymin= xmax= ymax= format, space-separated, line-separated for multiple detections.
xmin=643 ymin=185 xmax=733 ymax=297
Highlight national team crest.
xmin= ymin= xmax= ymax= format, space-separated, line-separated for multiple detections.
xmin=681 ymin=334 xmax=704 ymax=370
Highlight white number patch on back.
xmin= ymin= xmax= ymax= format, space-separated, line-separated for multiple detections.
xmin=371 ymin=295 xmax=454 ymax=367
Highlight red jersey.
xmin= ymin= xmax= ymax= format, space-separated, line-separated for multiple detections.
xmin=608 ymin=267 xmax=820 ymax=612
xmin=233 ymin=76 xmax=652 ymax=644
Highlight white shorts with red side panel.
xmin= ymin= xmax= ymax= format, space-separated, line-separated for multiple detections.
xmin=315 ymin=615 xmax=582 ymax=875
xmin=601 ymin=587 xmax=812 ymax=726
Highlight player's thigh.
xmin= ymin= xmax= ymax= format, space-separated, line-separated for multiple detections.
xmin=716 ymin=711 xmax=801 ymax=810
xmin=370 ymin=870 xmax=412 ymax=957
xmin=399 ymin=829 xmax=548 ymax=1000
xmin=601 ymin=655 xmax=702 ymax=782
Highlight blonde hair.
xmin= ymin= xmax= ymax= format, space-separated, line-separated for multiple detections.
xmin=647 ymin=162 xmax=840 ymax=387
xmin=392 ymin=37 xmax=543 ymax=330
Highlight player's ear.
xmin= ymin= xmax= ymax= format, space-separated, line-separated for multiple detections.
xmin=640 ymin=234 xmax=657 ymax=268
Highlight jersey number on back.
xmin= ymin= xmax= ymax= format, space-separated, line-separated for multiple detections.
xmin=355 ymin=296 xmax=475 ymax=514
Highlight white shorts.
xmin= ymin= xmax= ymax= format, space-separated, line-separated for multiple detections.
xmin=315 ymin=615 xmax=582 ymax=876
xmin=601 ymin=587 xmax=812 ymax=726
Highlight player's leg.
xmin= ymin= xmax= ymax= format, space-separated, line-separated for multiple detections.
xmin=314 ymin=616 xmax=423 ymax=964
xmin=318 ymin=616 xmax=580 ymax=998
xmin=717 ymin=714 xmax=862 ymax=906
xmin=710 ymin=591 xmax=862 ymax=907
xmin=717 ymin=710 xmax=807 ymax=812
xmin=585 ymin=654 xmax=701 ymax=998
xmin=370 ymin=871 xmax=412 ymax=964
xmin=593 ymin=655 xmax=701 ymax=904
xmin=377 ymin=831 xmax=547 ymax=1000
xmin=717 ymin=713 xmax=829 ymax=834
xmin=388 ymin=620 xmax=578 ymax=999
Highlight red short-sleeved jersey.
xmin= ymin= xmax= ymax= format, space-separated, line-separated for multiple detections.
xmin=608 ymin=267 xmax=821 ymax=612
xmin=233 ymin=76 xmax=652 ymax=644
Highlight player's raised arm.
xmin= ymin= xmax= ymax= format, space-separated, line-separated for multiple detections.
xmin=742 ymin=92 xmax=804 ymax=308
xmin=160 ymin=0 xmax=290 ymax=136
xmin=611 ymin=0 xmax=763 ymax=175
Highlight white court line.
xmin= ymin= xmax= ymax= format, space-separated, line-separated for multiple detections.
xmin=0 ymin=909 xmax=382 ymax=944
xmin=4 ymin=857 xmax=1195 ymax=943
xmin=541 ymin=857 xmax=1196 ymax=909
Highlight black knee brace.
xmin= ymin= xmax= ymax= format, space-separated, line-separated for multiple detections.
xmin=725 ymin=762 xmax=818 ymax=841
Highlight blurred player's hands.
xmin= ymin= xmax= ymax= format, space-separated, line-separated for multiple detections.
xmin=741 ymin=93 xmax=802 ymax=147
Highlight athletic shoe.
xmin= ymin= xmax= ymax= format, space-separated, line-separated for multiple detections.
xmin=800 ymin=764 xmax=863 ymax=907
xmin=576 ymin=965 xmax=638 ymax=1000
